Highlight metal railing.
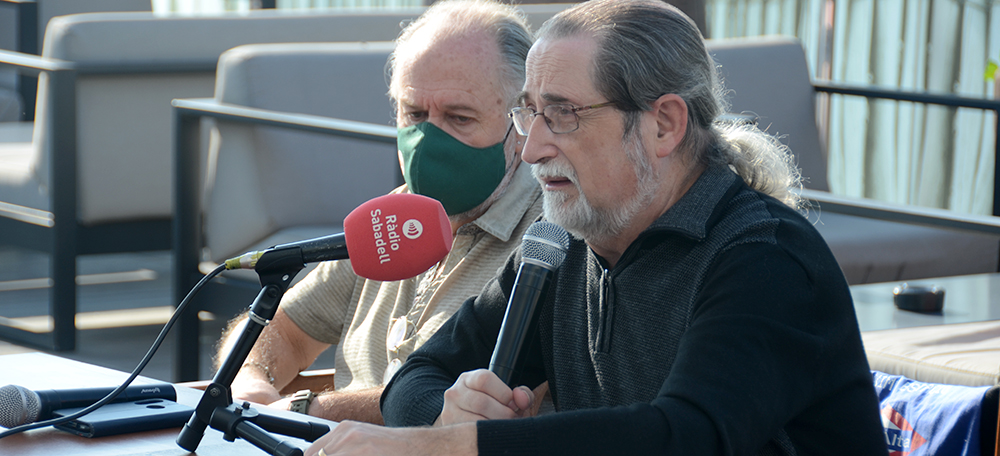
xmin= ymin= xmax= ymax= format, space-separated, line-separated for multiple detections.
xmin=0 ymin=49 xmax=77 ymax=351
xmin=812 ymin=80 xmax=1000 ymax=217
xmin=0 ymin=47 xmax=219 ymax=352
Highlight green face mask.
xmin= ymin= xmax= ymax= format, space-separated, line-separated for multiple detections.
xmin=398 ymin=122 xmax=510 ymax=215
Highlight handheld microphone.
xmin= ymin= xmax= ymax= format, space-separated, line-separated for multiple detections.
xmin=223 ymin=193 xmax=453 ymax=282
xmin=0 ymin=383 xmax=176 ymax=428
xmin=489 ymin=221 xmax=569 ymax=387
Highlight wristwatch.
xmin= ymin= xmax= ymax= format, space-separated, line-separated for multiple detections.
xmin=288 ymin=389 xmax=315 ymax=415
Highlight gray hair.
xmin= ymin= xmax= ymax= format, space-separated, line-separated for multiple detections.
xmin=536 ymin=0 xmax=802 ymax=209
xmin=388 ymin=0 xmax=533 ymax=111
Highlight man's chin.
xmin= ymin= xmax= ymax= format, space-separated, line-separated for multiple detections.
xmin=542 ymin=187 xmax=577 ymax=204
xmin=542 ymin=196 xmax=582 ymax=226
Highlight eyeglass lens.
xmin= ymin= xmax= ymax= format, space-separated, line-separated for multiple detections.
xmin=512 ymin=105 xmax=578 ymax=135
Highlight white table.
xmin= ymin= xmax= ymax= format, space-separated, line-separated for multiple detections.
xmin=851 ymin=272 xmax=1000 ymax=332
xmin=0 ymin=352 xmax=335 ymax=455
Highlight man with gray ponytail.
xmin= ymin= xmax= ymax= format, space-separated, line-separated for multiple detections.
xmin=308 ymin=1 xmax=886 ymax=455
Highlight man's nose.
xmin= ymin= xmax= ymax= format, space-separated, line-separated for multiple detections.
xmin=520 ymin=116 xmax=557 ymax=165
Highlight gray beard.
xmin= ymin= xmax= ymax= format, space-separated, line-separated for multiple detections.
xmin=532 ymin=131 xmax=659 ymax=244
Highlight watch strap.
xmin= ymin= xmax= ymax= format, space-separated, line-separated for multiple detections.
xmin=288 ymin=389 xmax=315 ymax=415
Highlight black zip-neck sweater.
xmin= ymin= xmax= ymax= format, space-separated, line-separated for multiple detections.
xmin=382 ymin=165 xmax=888 ymax=456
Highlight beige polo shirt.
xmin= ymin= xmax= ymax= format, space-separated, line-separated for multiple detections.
xmin=281 ymin=163 xmax=543 ymax=391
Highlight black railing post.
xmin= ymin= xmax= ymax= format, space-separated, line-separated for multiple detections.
xmin=172 ymin=107 xmax=204 ymax=382
xmin=15 ymin=0 xmax=38 ymax=121
xmin=48 ymin=66 xmax=77 ymax=351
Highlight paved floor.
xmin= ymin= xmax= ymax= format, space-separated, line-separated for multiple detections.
xmin=0 ymin=247 xmax=336 ymax=383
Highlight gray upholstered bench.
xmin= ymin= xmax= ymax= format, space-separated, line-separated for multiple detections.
xmin=0 ymin=8 xmax=430 ymax=350
xmin=707 ymin=37 xmax=1000 ymax=284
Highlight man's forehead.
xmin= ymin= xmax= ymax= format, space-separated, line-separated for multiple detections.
xmin=395 ymin=69 xmax=499 ymax=109
xmin=397 ymin=86 xmax=483 ymax=113
xmin=522 ymin=36 xmax=598 ymax=104
xmin=393 ymin=32 xmax=503 ymax=109
xmin=516 ymin=91 xmax=572 ymax=106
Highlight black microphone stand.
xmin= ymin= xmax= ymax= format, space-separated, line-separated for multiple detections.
xmin=176 ymin=248 xmax=330 ymax=456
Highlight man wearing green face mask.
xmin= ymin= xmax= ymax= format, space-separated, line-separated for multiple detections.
xmin=398 ymin=121 xmax=513 ymax=217
xmin=218 ymin=0 xmax=544 ymax=425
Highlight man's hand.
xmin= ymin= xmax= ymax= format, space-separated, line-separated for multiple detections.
xmin=436 ymin=369 xmax=535 ymax=426
xmin=305 ymin=421 xmax=476 ymax=456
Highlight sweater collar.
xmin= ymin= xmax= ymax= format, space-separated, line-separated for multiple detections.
xmin=643 ymin=165 xmax=739 ymax=241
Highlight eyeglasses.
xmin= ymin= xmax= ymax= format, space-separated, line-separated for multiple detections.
xmin=509 ymin=101 xmax=617 ymax=135
xmin=383 ymin=316 xmax=411 ymax=385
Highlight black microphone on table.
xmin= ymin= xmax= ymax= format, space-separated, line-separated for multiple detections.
xmin=489 ymin=221 xmax=569 ymax=387
xmin=0 ymin=383 xmax=175 ymax=428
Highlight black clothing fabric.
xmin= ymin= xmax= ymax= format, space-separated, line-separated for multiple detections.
xmin=381 ymin=166 xmax=887 ymax=455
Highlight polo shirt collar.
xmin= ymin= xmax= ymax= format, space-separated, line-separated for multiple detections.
xmin=470 ymin=163 xmax=540 ymax=242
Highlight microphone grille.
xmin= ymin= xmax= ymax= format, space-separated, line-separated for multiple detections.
xmin=521 ymin=221 xmax=570 ymax=270
xmin=0 ymin=384 xmax=40 ymax=428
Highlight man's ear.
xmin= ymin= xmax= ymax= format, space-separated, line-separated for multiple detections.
xmin=651 ymin=93 xmax=688 ymax=158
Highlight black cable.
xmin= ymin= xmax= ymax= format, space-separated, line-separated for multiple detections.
xmin=0 ymin=263 xmax=228 ymax=439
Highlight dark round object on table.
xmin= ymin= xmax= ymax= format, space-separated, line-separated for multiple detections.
xmin=892 ymin=283 xmax=945 ymax=313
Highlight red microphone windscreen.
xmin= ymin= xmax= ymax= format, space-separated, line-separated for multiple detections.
xmin=343 ymin=194 xmax=453 ymax=281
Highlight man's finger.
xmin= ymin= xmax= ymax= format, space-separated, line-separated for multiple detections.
xmin=444 ymin=384 xmax=517 ymax=420
xmin=460 ymin=369 xmax=515 ymax=405
xmin=511 ymin=385 xmax=534 ymax=413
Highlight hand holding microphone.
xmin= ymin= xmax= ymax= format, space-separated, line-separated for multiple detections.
xmin=489 ymin=221 xmax=569 ymax=386
xmin=437 ymin=369 xmax=539 ymax=426
xmin=437 ymin=222 xmax=568 ymax=426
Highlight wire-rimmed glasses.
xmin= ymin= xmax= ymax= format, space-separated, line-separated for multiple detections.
xmin=509 ymin=101 xmax=616 ymax=135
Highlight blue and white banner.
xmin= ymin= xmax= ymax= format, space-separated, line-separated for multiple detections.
xmin=872 ymin=371 xmax=990 ymax=456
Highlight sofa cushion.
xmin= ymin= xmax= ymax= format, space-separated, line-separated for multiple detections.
xmin=815 ymin=212 xmax=1000 ymax=284
xmin=863 ymin=321 xmax=1000 ymax=387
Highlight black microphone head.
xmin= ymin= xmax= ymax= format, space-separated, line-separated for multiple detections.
xmin=0 ymin=384 xmax=40 ymax=427
xmin=521 ymin=221 xmax=569 ymax=270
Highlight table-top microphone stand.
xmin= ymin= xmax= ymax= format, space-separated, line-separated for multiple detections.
xmin=176 ymin=248 xmax=330 ymax=456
